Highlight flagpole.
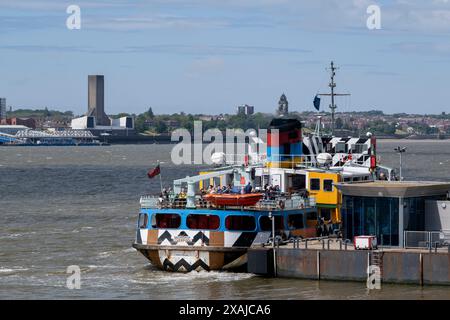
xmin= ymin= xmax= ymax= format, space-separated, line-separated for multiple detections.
xmin=158 ymin=160 xmax=163 ymax=194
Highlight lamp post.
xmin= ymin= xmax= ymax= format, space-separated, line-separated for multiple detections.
xmin=394 ymin=146 xmax=407 ymax=181
xmin=269 ymin=211 xmax=277 ymax=276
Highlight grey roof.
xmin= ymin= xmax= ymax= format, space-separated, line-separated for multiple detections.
xmin=336 ymin=181 xmax=450 ymax=198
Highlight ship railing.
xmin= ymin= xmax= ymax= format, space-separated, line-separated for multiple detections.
xmin=220 ymin=153 xmax=267 ymax=165
xmin=140 ymin=195 xmax=187 ymax=209
xmin=266 ymin=154 xmax=319 ymax=169
xmin=251 ymin=194 xmax=316 ymax=211
xmin=140 ymin=193 xmax=317 ymax=210
xmin=221 ymin=153 xmax=319 ymax=168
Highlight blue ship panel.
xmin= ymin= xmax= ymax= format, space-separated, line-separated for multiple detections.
xmin=291 ymin=142 xmax=302 ymax=155
xmin=139 ymin=207 xmax=316 ymax=233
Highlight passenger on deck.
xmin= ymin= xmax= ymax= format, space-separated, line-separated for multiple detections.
xmin=158 ymin=193 xmax=164 ymax=205
xmin=162 ymin=188 xmax=169 ymax=200
xmin=178 ymin=189 xmax=187 ymax=199
xmin=244 ymin=182 xmax=253 ymax=194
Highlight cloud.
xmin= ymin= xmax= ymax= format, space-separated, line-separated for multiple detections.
xmin=83 ymin=15 xmax=230 ymax=31
xmin=126 ymin=44 xmax=310 ymax=56
xmin=390 ymin=41 xmax=450 ymax=56
xmin=186 ymin=56 xmax=225 ymax=78
xmin=0 ymin=0 xmax=129 ymax=10
xmin=0 ymin=44 xmax=311 ymax=56
xmin=2 ymin=0 xmax=450 ymax=35
xmin=364 ymin=70 xmax=401 ymax=77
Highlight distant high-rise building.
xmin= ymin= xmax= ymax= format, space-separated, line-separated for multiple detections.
xmin=87 ymin=75 xmax=110 ymax=126
xmin=0 ymin=98 xmax=6 ymax=120
xmin=237 ymin=104 xmax=255 ymax=115
xmin=277 ymin=94 xmax=289 ymax=116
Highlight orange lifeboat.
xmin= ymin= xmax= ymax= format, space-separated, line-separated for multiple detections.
xmin=203 ymin=193 xmax=263 ymax=206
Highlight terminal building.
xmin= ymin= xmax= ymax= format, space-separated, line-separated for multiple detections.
xmin=71 ymin=75 xmax=134 ymax=136
xmin=337 ymin=181 xmax=450 ymax=247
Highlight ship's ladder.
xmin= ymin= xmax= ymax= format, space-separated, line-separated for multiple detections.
xmin=370 ymin=249 xmax=384 ymax=278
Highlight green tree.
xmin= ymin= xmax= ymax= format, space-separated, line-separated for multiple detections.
xmin=155 ymin=120 xmax=168 ymax=133
xmin=147 ymin=107 xmax=154 ymax=119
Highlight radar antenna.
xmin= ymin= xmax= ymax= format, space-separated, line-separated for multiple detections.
xmin=317 ymin=61 xmax=351 ymax=135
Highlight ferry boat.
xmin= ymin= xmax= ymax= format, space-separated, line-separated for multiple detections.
xmin=132 ymin=63 xmax=395 ymax=272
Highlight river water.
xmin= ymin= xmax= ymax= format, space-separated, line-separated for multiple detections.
xmin=1 ymin=140 xmax=450 ymax=299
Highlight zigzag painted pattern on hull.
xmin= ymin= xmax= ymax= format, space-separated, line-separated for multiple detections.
xmin=158 ymin=230 xmax=210 ymax=246
xmin=162 ymin=258 xmax=210 ymax=272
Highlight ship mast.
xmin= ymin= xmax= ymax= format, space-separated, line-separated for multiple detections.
xmin=318 ymin=61 xmax=350 ymax=135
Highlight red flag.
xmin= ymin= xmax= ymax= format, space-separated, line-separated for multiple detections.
xmin=147 ymin=164 xmax=160 ymax=179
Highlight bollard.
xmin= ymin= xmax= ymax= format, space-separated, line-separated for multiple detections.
xmin=305 ymin=239 xmax=308 ymax=250
xmin=434 ymin=242 xmax=440 ymax=253
xmin=339 ymin=239 xmax=343 ymax=251
xmin=344 ymin=239 xmax=351 ymax=250
xmin=327 ymin=239 xmax=333 ymax=250
xmin=322 ymin=239 xmax=326 ymax=250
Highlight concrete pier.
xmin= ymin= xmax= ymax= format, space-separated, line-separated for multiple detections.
xmin=248 ymin=242 xmax=450 ymax=285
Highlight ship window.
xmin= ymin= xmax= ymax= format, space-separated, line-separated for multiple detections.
xmin=310 ymin=178 xmax=320 ymax=191
xmin=336 ymin=142 xmax=347 ymax=153
xmin=323 ymin=179 xmax=333 ymax=192
xmin=288 ymin=214 xmax=304 ymax=229
xmin=259 ymin=216 xmax=284 ymax=231
xmin=187 ymin=214 xmax=220 ymax=230
xmin=292 ymin=174 xmax=306 ymax=190
xmin=352 ymin=143 xmax=368 ymax=154
xmin=155 ymin=214 xmax=181 ymax=229
xmin=307 ymin=211 xmax=318 ymax=221
xmin=139 ymin=213 xmax=148 ymax=229
xmin=225 ymin=215 xmax=256 ymax=231
xmin=320 ymin=208 xmax=332 ymax=221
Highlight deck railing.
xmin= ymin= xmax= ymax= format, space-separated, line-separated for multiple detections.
xmin=140 ymin=193 xmax=316 ymax=211
xmin=403 ymin=230 xmax=444 ymax=249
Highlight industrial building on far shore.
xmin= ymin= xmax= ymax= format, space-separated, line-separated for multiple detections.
xmin=71 ymin=75 xmax=135 ymax=136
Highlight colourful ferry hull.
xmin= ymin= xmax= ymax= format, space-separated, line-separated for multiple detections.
xmin=133 ymin=208 xmax=318 ymax=272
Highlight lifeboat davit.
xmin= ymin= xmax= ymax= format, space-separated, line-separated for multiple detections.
xmin=203 ymin=193 xmax=263 ymax=206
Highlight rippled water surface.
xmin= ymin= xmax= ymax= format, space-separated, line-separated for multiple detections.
xmin=1 ymin=141 xmax=450 ymax=299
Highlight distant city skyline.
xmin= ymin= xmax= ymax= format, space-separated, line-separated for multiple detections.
xmin=1 ymin=0 xmax=450 ymax=115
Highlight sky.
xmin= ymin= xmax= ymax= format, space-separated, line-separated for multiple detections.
xmin=1 ymin=0 xmax=450 ymax=116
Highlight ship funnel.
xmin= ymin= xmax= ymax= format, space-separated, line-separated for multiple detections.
xmin=267 ymin=118 xmax=303 ymax=168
